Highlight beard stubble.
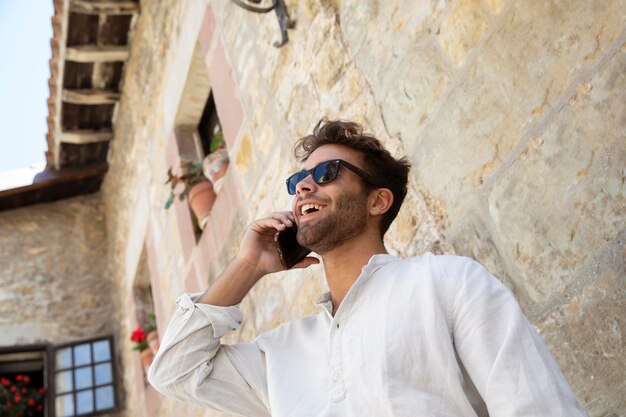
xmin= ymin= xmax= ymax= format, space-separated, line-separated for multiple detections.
xmin=296 ymin=188 xmax=369 ymax=255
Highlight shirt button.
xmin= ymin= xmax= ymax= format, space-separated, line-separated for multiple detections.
xmin=332 ymin=373 xmax=340 ymax=382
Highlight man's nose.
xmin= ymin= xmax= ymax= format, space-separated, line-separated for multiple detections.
xmin=296 ymin=174 xmax=317 ymax=195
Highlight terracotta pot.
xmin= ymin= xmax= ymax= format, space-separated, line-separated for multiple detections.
xmin=188 ymin=180 xmax=216 ymax=220
xmin=202 ymin=149 xmax=229 ymax=193
xmin=146 ymin=330 xmax=160 ymax=354
xmin=139 ymin=348 xmax=154 ymax=374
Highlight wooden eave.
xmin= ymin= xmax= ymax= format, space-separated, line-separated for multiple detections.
xmin=0 ymin=163 xmax=109 ymax=210
xmin=0 ymin=0 xmax=139 ymax=210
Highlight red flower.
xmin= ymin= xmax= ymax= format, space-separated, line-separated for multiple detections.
xmin=131 ymin=327 xmax=146 ymax=343
xmin=23 ymin=375 xmax=30 ymax=384
xmin=14 ymin=394 xmax=21 ymax=403
xmin=1 ymin=377 xmax=8 ymax=386
xmin=38 ymin=387 xmax=46 ymax=394
xmin=21 ymin=387 xmax=27 ymax=394
xmin=15 ymin=375 xmax=23 ymax=381
xmin=28 ymin=398 xmax=36 ymax=407
xmin=7 ymin=402 xmax=13 ymax=409
xmin=10 ymin=385 xmax=17 ymax=392
xmin=37 ymin=405 xmax=43 ymax=411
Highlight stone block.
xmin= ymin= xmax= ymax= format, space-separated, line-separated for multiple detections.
xmin=238 ymin=65 xmax=265 ymax=124
xmin=259 ymin=40 xmax=284 ymax=89
xmin=340 ymin=0 xmax=451 ymax=141
xmin=329 ymin=92 xmax=381 ymax=137
xmin=535 ymin=238 xmax=626 ymax=415
xmin=310 ymin=25 xmax=346 ymax=93
xmin=410 ymin=0 xmax=626 ymax=223
xmin=386 ymin=182 xmax=455 ymax=258
xmin=340 ymin=0 xmax=443 ymax=61
xmin=380 ymin=43 xmax=451 ymax=139
xmin=487 ymin=49 xmax=626 ymax=305
xmin=233 ymin=130 xmax=268 ymax=203
xmin=235 ymin=130 xmax=256 ymax=176
xmin=241 ymin=142 xmax=298 ymax=217
xmin=257 ymin=123 xmax=278 ymax=158
xmin=483 ymin=0 xmax=507 ymax=14
xmin=438 ymin=0 xmax=490 ymax=67
xmin=277 ymin=80 xmax=321 ymax=138
xmin=304 ymin=8 xmax=335 ymax=57
xmin=295 ymin=0 xmax=323 ymax=22
xmin=321 ymin=63 xmax=369 ymax=118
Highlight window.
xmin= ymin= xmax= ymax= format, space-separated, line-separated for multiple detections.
xmin=54 ymin=337 xmax=117 ymax=416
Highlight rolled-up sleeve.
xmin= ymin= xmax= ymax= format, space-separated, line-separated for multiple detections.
xmin=148 ymin=293 xmax=271 ymax=417
xmin=447 ymin=257 xmax=588 ymax=417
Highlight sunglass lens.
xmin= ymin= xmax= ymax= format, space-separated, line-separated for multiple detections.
xmin=286 ymin=161 xmax=342 ymax=194
xmin=286 ymin=171 xmax=306 ymax=194
xmin=313 ymin=161 xmax=339 ymax=184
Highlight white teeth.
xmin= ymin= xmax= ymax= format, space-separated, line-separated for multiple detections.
xmin=301 ymin=203 xmax=323 ymax=215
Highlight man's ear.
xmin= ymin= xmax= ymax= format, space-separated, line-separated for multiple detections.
xmin=369 ymin=188 xmax=394 ymax=216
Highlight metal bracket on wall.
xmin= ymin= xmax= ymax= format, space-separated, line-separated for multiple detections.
xmin=231 ymin=0 xmax=296 ymax=47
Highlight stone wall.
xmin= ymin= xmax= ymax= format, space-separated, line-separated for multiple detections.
xmin=0 ymin=194 xmax=115 ymax=344
xmin=102 ymin=0 xmax=625 ymax=416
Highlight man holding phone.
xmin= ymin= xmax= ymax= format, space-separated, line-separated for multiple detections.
xmin=149 ymin=118 xmax=588 ymax=416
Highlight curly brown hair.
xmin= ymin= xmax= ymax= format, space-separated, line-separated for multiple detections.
xmin=294 ymin=118 xmax=411 ymax=237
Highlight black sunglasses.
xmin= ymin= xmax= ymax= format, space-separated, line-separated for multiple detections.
xmin=285 ymin=159 xmax=380 ymax=195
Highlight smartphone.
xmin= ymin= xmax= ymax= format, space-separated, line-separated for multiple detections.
xmin=274 ymin=225 xmax=311 ymax=269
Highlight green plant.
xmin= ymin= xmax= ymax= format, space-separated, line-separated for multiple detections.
xmin=210 ymin=128 xmax=225 ymax=153
xmin=164 ymin=161 xmax=206 ymax=209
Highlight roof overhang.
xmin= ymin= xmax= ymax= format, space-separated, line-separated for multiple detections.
xmin=0 ymin=0 xmax=138 ymax=210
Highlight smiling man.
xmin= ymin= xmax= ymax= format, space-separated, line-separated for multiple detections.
xmin=148 ymin=119 xmax=588 ymax=416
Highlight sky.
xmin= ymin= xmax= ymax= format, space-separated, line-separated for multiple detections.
xmin=0 ymin=1 xmax=53 ymax=173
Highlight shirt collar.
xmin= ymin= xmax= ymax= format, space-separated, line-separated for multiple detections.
xmin=314 ymin=253 xmax=397 ymax=316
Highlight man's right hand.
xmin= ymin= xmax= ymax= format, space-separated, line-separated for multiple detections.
xmin=199 ymin=212 xmax=319 ymax=306
xmin=237 ymin=211 xmax=318 ymax=276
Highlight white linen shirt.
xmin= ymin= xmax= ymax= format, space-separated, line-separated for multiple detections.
xmin=148 ymin=253 xmax=588 ymax=417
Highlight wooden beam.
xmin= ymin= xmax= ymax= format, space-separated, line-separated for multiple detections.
xmin=63 ymin=89 xmax=120 ymax=105
xmin=70 ymin=0 xmax=139 ymax=15
xmin=66 ymin=45 xmax=128 ymax=63
xmin=61 ymin=130 xmax=113 ymax=144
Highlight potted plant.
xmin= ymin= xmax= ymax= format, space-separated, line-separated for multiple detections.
xmin=130 ymin=327 xmax=153 ymax=373
xmin=202 ymin=128 xmax=229 ymax=193
xmin=165 ymin=160 xmax=216 ymax=221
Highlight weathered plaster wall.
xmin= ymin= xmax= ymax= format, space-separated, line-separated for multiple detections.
xmin=103 ymin=0 xmax=625 ymax=416
xmin=0 ymin=194 xmax=117 ymax=344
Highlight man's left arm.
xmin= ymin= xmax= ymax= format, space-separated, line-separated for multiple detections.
xmin=446 ymin=256 xmax=588 ymax=417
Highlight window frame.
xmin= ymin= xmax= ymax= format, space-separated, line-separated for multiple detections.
xmin=52 ymin=336 xmax=119 ymax=417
